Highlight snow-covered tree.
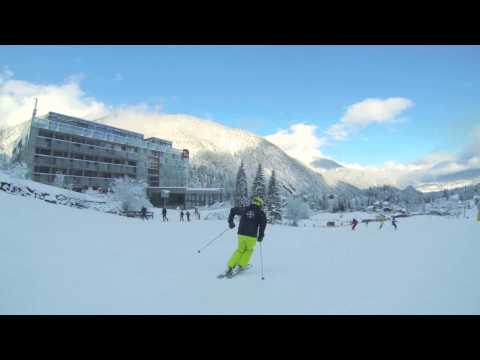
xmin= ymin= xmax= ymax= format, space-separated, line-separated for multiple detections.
xmin=251 ymin=163 xmax=266 ymax=202
xmin=3 ymin=161 xmax=29 ymax=179
xmin=234 ymin=161 xmax=249 ymax=207
xmin=111 ymin=176 xmax=153 ymax=212
xmin=266 ymin=170 xmax=282 ymax=223
xmin=286 ymin=197 xmax=310 ymax=226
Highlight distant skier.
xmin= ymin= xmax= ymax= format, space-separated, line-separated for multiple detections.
xmin=392 ymin=217 xmax=398 ymax=230
xmin=221 ymin=196 xmax=267 ymax=278
xmin=186 ymin=210 xmax=191 ymax=222
xmin=351 ymin=218 xmax=359 ymax=230
xmin=379 ymin=217 xmax=385 ymax=230
xmin=180 ymin=210 xmax=185 ymax=222
xmin=141 ymin=206 xmax=148 ymax=221
xmin=194 ymin=207 xmax=200 ymax=220
xmin=162 ymin=207 xmax=168 ymax=222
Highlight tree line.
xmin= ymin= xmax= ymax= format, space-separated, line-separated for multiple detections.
xmin=233 ymin=161 xmax=282 ymax=224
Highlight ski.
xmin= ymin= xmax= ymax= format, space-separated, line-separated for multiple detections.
xmin=217 ymin=265 xmax=252 ymax=279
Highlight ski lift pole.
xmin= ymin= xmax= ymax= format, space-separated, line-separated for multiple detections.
xmin=197 ymin=228 xmax=230 ymax=254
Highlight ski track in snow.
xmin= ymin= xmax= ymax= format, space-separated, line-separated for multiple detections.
xmin=1 ymin=187 xmax=480 ymax=314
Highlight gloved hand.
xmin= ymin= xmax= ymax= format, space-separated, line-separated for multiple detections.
xmin=257 ymin=235 xmax=264 ymax=242
xmin=228 ymin=221 xmax=235 ymax=229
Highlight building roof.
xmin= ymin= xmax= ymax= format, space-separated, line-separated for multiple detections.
xmin=46 ymin=112 xmax=144 ymax=140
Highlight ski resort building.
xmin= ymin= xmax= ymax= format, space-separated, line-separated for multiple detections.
xmin=11 ymin=111 xmax=223 ymax=208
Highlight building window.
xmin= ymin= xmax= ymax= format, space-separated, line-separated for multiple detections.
xmin=38 ymin=129 xmax=53 ymax=138
xmin=35 ymin=148 xmax=51 ymax=156
xmin=34 ymin=166 xmax=50 ymax=173
xmin=69 ymin=169 xmax=83 ymax=176
xmin=72 ymin=153 xmax=84 ymax=160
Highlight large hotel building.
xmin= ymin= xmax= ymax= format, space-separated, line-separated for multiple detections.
xmin=12 ymin=111 xmax=223 ymax=208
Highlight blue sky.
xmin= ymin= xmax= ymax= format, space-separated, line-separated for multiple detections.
xmin=1 ymin=45 xmax=479 ymax=167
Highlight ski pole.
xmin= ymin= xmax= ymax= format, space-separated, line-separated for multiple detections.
xmin=260 ymin=241 xmax=265 ymax=280
xmin=197 ymin=228 xmax=229 ymax=254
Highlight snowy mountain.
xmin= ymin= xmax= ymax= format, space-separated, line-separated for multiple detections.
xmin=100 ymin=114 xmax=332 ymax=198
xmin=5 ymin=112 xmax=476 ymax=203
xmin=416 ymin=168 xmax=480 ymax=192
xmin=319 ymin=161 xmax=480 ymax=193
xmin=320 ymin=166 xmax=405 ymax=189
xmin=310 ymin=157 xmax=343 ymax=171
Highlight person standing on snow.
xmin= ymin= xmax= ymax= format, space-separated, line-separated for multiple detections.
xmin=141 ymin=206 xmax=148 ymax=221
xmin=180 ymin=210 xmax=185 ymax=222
xmin=162 ymin=207 xmax=168 ymax=222
xmin=186 ymin=210 xmax=191 ymax=222
xmin=222 ymin=196 xmax=267 ymax=277
xmin=351 ymin=218 xmax=359 ymax=230
xmin=392 ymin=217 xmax=398 ymax=230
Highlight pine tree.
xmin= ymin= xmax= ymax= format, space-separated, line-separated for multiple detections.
xmin=266 ymin=170 xmax=282 ymax=223
xmin=251 ymin=164 xmax=266 ymax=202
xmin=234 ymin=161 xmax=249 ymax=207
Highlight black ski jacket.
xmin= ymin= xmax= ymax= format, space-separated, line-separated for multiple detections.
xmin=228 ymin=204 xmax=267 ymax=239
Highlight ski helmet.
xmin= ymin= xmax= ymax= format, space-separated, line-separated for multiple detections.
xmin=252 ymin=196 xmax=264 ymax=207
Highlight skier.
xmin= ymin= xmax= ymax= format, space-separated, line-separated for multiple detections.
xmin=379 ymin=216 xmax=385 ymax=230
xmin=351 ymin=218 xmax=359 ymax=230
xmin=194 ymin=207 xmax=200 ymax=220
xmin=221 ymin=196 xmax=267 ymax=278
xmin=180 ymin=210 xmax=184 ymax=222
xmin=186 ymin=210 xmax=191 ymax=222
xmin=392 ymin=217 xmax=398 ymax=230
xmin=162 ymin=207 xmax=168 ymax=222
xmin=141 ymin=206 xmax=148 ymax=221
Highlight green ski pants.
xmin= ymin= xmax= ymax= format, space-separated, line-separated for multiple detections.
xmin=227 ymin=234 xmax=257 ymax=269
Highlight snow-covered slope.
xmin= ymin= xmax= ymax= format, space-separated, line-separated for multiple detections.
xmin=100 ymin=114 xmax=331 ymax=196
xmin=0 ymin=170 xmax=122 ymax=213
xmin=1 ymin=181 xmax=479 ymax=314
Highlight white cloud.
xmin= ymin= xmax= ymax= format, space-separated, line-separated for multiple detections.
xmin=0 ymin=66 xmax=14 ymax=85
xmin=264 ymin=123 xmax=327 ymax=167
xmin=413 ymin=151 xmax=457 ymax=166
xmin=0 ymin=78 xmax=110 ymax=129
xmin=326 ymin=97 xmax=414 ymax=140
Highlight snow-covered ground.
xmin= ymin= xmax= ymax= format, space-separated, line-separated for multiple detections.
xmin=1 ymin=179 xmax=480 ymax=314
